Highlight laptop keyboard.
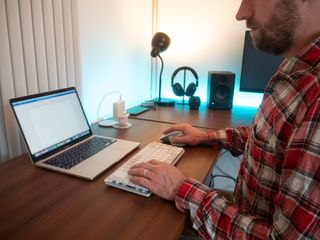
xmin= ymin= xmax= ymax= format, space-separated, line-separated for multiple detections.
xmin=44 ymin=137 xmax=116 ymax=170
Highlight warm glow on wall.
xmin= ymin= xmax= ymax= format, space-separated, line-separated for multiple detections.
xmin=153 ymin=0 xmax=264 ymax=108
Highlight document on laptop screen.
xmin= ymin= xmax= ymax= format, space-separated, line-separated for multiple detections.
xmin=12 ymin=90 xmax=90 ymax=155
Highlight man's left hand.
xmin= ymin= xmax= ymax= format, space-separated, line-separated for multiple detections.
xmin=128 ymin=160 xmax=187 ymax=201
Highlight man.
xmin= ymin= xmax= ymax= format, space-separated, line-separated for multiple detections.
xmin=129 ymin=0 xmax=320 ymax=239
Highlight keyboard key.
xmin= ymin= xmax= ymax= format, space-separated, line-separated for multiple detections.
xmin=44 ymin=137 xmax=116 ymax=169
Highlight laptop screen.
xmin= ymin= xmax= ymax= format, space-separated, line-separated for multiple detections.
xmin=10 ymin=88 xmax=91 ymax=160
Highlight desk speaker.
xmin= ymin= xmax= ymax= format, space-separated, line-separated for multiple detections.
xmin=207 ymin=71 xmax=235 ymax=110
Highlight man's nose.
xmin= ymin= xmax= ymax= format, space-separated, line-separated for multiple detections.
xmin=235 ymin=0 xmax=253 ymax=21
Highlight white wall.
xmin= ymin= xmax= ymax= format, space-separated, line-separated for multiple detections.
xmin=77 ymin=0 xmax=153 ymax=123
xmin=76 ymin=1 xmax=263 ymax=123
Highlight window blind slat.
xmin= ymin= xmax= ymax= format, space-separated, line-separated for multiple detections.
xmin=43 ymin=0 xmax=58 ymax=90
xmin=63 ymin=0 xmax=76 ymax=87
xmin=31 ymin=0 xmax=49 ymax=92
xmin=53 ymin=0 xmax=67 ymax=89
xmin=7 ymin=0 xmax=27 ymax=97
xmin=0 ymin=0 xmax=22 ymax=161
xmin=19 ymin=0 xmax=39 ymax=95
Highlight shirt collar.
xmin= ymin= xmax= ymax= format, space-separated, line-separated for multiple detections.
xmin=281 ymin=35 xmax=320 ymax=74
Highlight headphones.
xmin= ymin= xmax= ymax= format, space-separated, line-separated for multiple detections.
xmin=171 ymin=66 xmax=199 ymax=97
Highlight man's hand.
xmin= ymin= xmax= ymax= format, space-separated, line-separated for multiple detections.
xmin=163 ymin=123 xmax=209 ymax=146
xmin=128 ymin=160 xmax=187 ymax=201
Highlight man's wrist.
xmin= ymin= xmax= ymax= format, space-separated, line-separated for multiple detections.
xmin=198 ymin=131 xmax=212 ymax=145
xmin=203 ymin=130 xmax=217 ymax=145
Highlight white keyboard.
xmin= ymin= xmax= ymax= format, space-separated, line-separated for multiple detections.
xmin=104 ymin=142 xmax=185 ymax=197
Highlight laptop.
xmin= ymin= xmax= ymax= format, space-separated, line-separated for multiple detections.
xmin=9 ymin=87 xmax=140 ymax=180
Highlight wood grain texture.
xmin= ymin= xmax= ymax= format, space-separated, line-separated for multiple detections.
xmin=0 ymin=119 xmax=218 ymax=240
xmin=130 ymin=104 xmax=257 ymax=130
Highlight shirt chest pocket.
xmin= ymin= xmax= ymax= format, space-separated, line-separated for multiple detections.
xmin=252 ymin=122 xmax=271 ymax=147
xmin=248 ymin=120 xmax=279 ymax=162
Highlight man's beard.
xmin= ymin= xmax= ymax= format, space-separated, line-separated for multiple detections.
xmin=248 ymin=0 xmax=301 ymax=55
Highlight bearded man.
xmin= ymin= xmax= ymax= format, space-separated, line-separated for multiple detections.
xmin=129 ymin=0 xmax=320 ymax=239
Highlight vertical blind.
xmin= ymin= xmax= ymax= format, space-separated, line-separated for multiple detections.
xmin=0 ymin=0 xmax=81 ymax=162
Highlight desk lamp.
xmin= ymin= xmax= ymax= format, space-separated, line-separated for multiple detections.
xmin=151 ymin=32 xmax=175 ymax=106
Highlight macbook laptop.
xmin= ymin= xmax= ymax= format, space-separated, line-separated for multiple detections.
xmin=10 ymin=87 xmax=140 ymax=180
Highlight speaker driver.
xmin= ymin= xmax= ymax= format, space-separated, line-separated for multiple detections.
xmin=219 ymin=76 xmax=228 ymax=84
xmin=215 ymin=86 xmax=229 ymax=101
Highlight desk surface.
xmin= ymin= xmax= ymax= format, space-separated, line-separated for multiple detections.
xmin=130 ymin=104 xmax=257 ymax=129
xmin=0 ymin=119 xmax=218 ymax=240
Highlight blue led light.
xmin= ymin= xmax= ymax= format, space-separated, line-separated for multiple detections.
xmin=233 ymin=90 xmax=263 ymax=108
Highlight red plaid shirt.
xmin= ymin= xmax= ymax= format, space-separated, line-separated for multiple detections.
xmin=176 ymin=36 xmax=320 ymax=239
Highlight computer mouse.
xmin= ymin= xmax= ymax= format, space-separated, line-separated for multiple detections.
xmin=160 ymin=131 xmax=185 ymax=146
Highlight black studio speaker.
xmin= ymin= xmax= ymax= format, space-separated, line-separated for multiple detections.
xmin=207 ymin=71 xmax=235 ymax=110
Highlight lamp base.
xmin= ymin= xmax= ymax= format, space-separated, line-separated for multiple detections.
xmin=153 ymin=98 xmax=175 ymax=106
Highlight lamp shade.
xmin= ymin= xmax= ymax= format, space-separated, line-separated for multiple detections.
xmin=151 ymin=32 xmax=170 ymax=57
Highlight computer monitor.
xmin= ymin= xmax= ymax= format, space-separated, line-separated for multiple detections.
xmin=240 ymin=30 xmax=284 ymax=93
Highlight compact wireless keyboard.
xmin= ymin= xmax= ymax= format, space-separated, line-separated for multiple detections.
xmin=104 ymin=142 xmax=185 ymax=197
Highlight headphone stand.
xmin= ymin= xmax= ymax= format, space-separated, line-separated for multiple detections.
xmin=176 ymin=69 xmax=187 ymax=105
xmin=176 ymin=97 xmax=188 ymax=105
xmin=171 ymin=66 xmax=199 ymax=105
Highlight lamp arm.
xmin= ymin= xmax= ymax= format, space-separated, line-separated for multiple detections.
xmin=158 ymin=54 xmax=164 ymax=101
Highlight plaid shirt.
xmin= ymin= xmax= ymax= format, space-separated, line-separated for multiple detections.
xmin=176 ymin=36 xmax=320 ymax=239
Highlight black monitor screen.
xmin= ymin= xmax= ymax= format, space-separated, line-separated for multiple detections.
xmin=240 ymin=31 xmax=283 ymax=93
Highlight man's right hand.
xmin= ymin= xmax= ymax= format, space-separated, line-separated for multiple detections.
xmin=163 ymin=123 xmax=209 ymax=146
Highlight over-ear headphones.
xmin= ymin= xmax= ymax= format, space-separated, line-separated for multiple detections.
xmin=171 ymin=66 xmax=199 ymax=97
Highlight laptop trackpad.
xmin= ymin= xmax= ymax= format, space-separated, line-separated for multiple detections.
xmin=70 ymin=139 xmax=139 ymax=177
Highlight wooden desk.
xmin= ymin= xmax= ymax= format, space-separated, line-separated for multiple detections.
xmin=0 ymin=119 xmax=218 ymax=240
xmin=130 ymin=104 xmax=257 ymax=129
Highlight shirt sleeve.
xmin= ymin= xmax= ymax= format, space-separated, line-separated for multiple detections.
xmin=175 ymin=100 xmax=320 ymax=239
xmin=175 ymin=179 xmax=271 ymax=239
xmin=208 ymin=126 xmax=251 ymax=156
